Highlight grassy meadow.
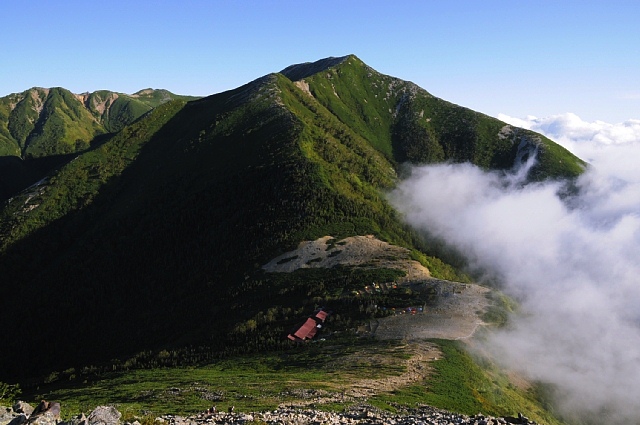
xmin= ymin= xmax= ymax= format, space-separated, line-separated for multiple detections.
xmin=6 ymin=338 xmax=563 ymax=425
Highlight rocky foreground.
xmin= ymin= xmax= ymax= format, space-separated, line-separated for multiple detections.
xmin=2 ymin=401 xmax=540 ymax=425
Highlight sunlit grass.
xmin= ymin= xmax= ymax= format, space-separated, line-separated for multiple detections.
xmin=31 ymin=338 xmax=563 ymax=425
xmin=34 ymin=339 xmax=408 ymax=418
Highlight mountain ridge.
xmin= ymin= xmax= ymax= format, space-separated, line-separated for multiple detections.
xmin=0 ymin=87 xmax=199 ymax=158
xmin=0 ymin=87 xmax=199 ymax=201
xmin=0 ymin=55 xmax=585 ymax=381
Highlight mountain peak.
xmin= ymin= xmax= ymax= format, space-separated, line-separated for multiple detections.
xmin=280 ymin=55 xmax=355 ymax=81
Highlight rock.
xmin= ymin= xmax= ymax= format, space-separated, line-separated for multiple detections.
xmin=12 ymin=403 xmax=34 ymax=416
xmin=45 ymin=403 xmax=60 ymax=419
xmin=25 ymin=400 xmax=59 ymax=425
xmin=29 ymin=412 xmax=59 ymax=425
xmin=1 ymin=407 xmax=19 ymax=425
xmin=6 ymin=416 xmax=27 ymax=425
xmin=28 ymin=402 xmax=49 ymax=419
xmin=87 ymin=406 xmax=121 ymax=425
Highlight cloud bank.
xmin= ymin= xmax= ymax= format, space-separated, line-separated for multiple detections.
xmin=499 ymin=113 xmax=640 ymax=182
xmin=389 ymin=114 xmax=640 ymax=423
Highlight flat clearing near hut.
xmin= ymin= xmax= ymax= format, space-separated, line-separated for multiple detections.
xmin=372 ymin=282 xmax=490 ymax=341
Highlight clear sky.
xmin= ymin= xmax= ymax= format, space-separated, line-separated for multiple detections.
xmin=2 ymin=0 xmax=638 ymax=123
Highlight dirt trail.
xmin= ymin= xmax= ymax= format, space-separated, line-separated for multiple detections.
xmin=280 ymin=341 xmax=441 ymax=407
xmin=347 ymin=341 xmax=441 ymax=398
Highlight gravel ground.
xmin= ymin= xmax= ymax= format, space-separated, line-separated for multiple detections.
xmin=373 ymin=282 xmax=490 ymax=341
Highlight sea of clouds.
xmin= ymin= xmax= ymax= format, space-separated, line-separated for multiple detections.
xmin=389 ymin=113 xmax=640 ymax=423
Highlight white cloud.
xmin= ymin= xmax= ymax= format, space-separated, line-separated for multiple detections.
xmin=498 ymin=112 xmax=640 ymax=182
xmin=389 ymin=115 xmax=640 ymax=423
xmin=498 ymin=112 xmax=640 ymax=145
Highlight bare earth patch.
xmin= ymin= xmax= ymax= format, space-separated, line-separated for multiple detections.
xmin=294 ymin=80 xmax=313 ymax=97
xmin=263 ymin=235 xmax=431 ymax=283
xmin=131 ymin=89 xmax=154 ymax=97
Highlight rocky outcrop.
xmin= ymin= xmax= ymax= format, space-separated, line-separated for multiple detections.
xmin=2 ymin=402 xmax=540 ymax=425
xmin=1 ymin=403 xmax=100 ymax=425
xmin=28 ymin=412 xmax=59 ymax=425
xmin=1 ymin=401 xmax=31 ymax=425
xmin=6 ymin=416 xmax=27 ymax=425
xmin=159 ymin=405 xmax=539 ymax=425
xmin=1 ymin=401 xmax=62 ymax=425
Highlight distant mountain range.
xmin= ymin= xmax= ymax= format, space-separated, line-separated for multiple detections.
xmin=0 ymin=88 xmax=198 ymax=200
xmin=0 ymin=55 xmax=585 ymax=380
xmin=0 ymin=87 xmax=198 ymax=157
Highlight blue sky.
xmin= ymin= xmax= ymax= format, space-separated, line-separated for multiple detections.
xmin=2 ymin=1 xmax=639 ymax=123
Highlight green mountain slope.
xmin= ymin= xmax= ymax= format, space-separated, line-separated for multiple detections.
xmin=0 ymin=87 xmax=198 ymax=158
xmin=282 ymin=55 xmax=584 ymax=178
xmin=0 ymin=56 xmax=585 ymax=382
xmin=0 ymin=87 xmax=198 ymax=201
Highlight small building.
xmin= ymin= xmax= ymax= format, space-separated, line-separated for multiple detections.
xmin=287 ymin=309 xmax=330 ymax=342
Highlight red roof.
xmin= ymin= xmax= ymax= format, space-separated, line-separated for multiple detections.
xmin=288 ymin=309 xmax=330 ymax=341
xmin=307 ymin=326 xmax=318 ymax=339
xmin=315 ymin=310 xmax=329 ymax=321
xmin=292 ymin=318 xmax=317 ymax=340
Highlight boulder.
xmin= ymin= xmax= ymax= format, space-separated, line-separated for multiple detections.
xmin=28 ymin=412 xmax=59 ymax=425
xmin=87 ymin=406 xmax=121 ymax=425
xmin=26 ymin=400 xmax=60 ymax=425
xmin=28 ymin=401 xmax=50 ymax=419
xmin=1 ymin=407 xmax=18 ymax=425
xmin=12 ymin=403 xmax=33 ymax=416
